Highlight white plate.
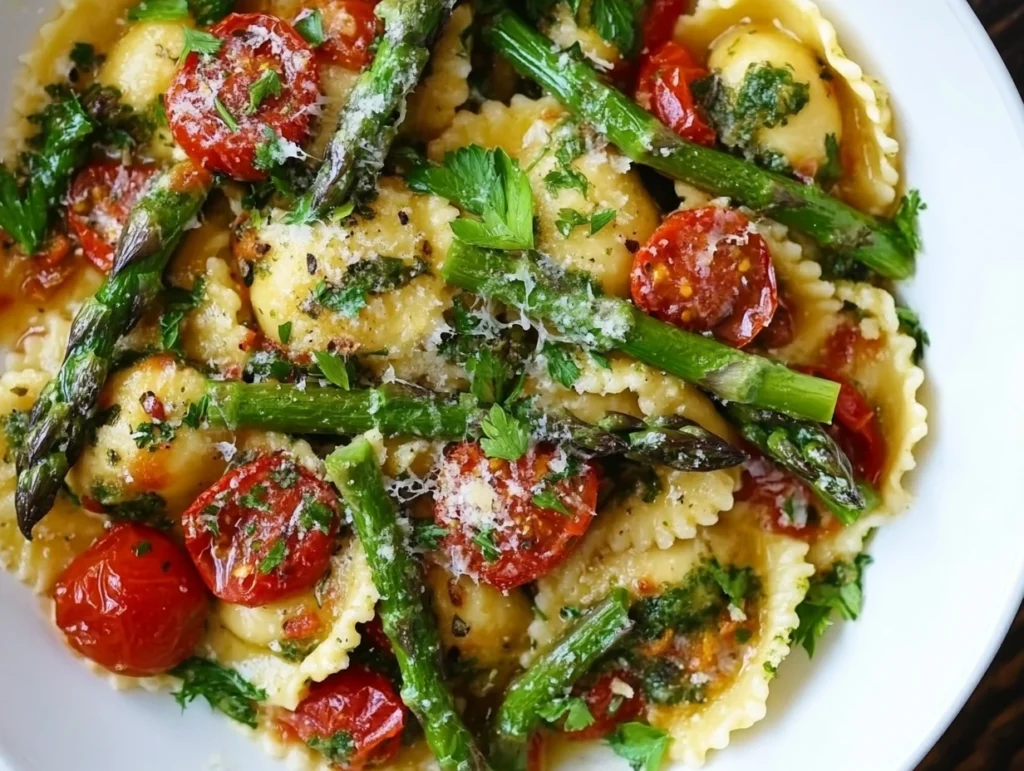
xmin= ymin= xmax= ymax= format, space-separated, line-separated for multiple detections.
xmin=1 ymin=0 xmax=1023 ymax=769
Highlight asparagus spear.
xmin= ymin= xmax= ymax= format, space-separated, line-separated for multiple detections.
xmin=484 ymin=9 xmax=916 ymax=280
xmin=307 ymin=0 xmax=456 ymax=214
xmin=440 ymin=241 xmax=840 ymax=423
xmin=490 ymin=590 xmax=633 ymax=771
xmin=205 ymin=381 xmax=745 ymax=471
xmin=15 ymin=161 xmax=213 ymax=538
xmin=325 ymin=438 xmax=491 ymax=771
xmin=723 ymin=402 xmax=866 ymax=523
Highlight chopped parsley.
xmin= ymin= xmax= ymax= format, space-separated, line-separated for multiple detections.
xmin=127 ymin=0 xmax=188 ymax=22
xmin=270 ymin=462 xmax=299 ymax=489
xmin=818 ymin=133 xmax=844 ymax=187
xmin=532 ymin=488 xmax=570 ymax=516
xmin=178 ymin=28 xmax=223 ymax=64
xmin=480 ymin=404 xmax=529 ymax=461
xmin=299 ymin=496 xmax=335 ymax=533
xmin=544 ymin=166 xmax=589 ymax=197
xmin=538 ymin=696 xmax=595 ymax=732
xmin=278 ymin=321 xmax=292 ymax=345
xmin=182 ymin=395 xmax=210 ymax=429
xmin=591 ymin=0 xmax=644 ymax=56
xmin=405 ymin=145 xmax=535 ymax=250
xmin=2 ymin=410 xmax=29 ymax=463
xmin=792 ymin=553 xmax=872 ymax=657
xmin=631 ymin=561 xmax=740 ymax=640
xmin=295 ymin=9 xmax=327 ymax=47
xmin=893 ymin=189 xmax=926 ymax=253
xmin=694 ymin=63 xmax=811 ymax=167
xmin=308 ymin=257 xmax=429 ymax=318
xmin=607 ymin=722 xmax=670 ymax=771
xmin=247 ymin=68 xmax=282 ymax=115
xmin=171 ymin=657 xmax=267 ymax=728
xmin=159 ymin=277 xmax=205 ymax=353
xmin=313 ymin=351 xmax=352 ymax=390
xmin=896 ymin=305 xmax=929 ymax=365
xmin=412 ymin=521 xmax=448 ymax=551
xmin=307 ymin=732 xmax=354 ymax=765
xmin=554 ymin=207 xmax=616 ymax=238
xmin=214 ymin=97 xmax=239 ymax=132
xmin=132 ymin=540 xmax=152 ymax=557
xmin=708 ymin=560 xmax=758 ymax=608
xmin=542 ymin=342 xmax=582 ymax=389
xmin=70 ymin=42 xmax=102 ymax=73
xmin=258 ymin=539 xmax=288 ymax=574
xmin=131 ymin=421 xmax=176 ymax=450
xmin=89 ymin=485 xmax=169 ymax=527
xmin=239 ymin=484 xmax=271 ymax=511
xmin=470 ymin=527 xmax=501 ymax=562
xmin=637 ymin=657 xmax=706 ymax=705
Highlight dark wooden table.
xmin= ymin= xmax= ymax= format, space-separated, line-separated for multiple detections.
xmin=917 ymin=4 xmax=1024 ymax=769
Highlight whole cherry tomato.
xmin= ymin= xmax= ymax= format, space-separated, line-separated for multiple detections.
xmin=635 ymin=41 xmax=716 ymax=146
xmin=303 ymin=1 xmax=381 ymax=70
xmin=53 ymin=523 xmax=209 ymax=676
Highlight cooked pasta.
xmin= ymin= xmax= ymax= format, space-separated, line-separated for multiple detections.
xmin=0 ymin=0 xmax=928 ymax=768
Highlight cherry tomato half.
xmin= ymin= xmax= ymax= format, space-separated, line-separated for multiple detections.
xmin=165 ymin=13 xmax=320 ymax=181
xmin=736 ymin=459 xmax=839 ymax=541
xmin=801 ymin=367 xmax=886 ymax=486
xmin=563 ymin=669 xmax=645 ymax=741
xmin=303 ymin=0 xmax=381 ymax=71
xmin=433 ymin=443 xmax=599 ymax=592
xmin=636 ymin=41 xmax=716 ymax=146
xmin=641 ymin=0 xmax=689 ymax=54
xmin=66 ymin=161 xmax=159 ymax=271
xmin=630 ymin=206 xmax=778 ymax=347
xmin=53 ymin=523 xmax=209 ymax=676
xmin=182 ymin=454 xmax=342 ymax=607
xmin=276 ymin=666 xmax=406 ymax=768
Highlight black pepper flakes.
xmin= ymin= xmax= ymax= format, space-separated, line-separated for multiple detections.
xmin=306 ymin=253 xmax=317 ymax=274
xmin=398 ymin=210 xmax=410 ymax=226
xmin=625 ymin=239 xmax=640 ymax=254
xmin=451 ymin=615 xmax=470 ymax=638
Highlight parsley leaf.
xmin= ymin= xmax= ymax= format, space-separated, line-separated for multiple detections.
xmin=308 ymin=257 xmax=428 ymax=318
xmin=471 ymin=526 xmax=501 ymax=562
xmin=412 ymin=521 xmax=448 ymax=551
xmin=278 ymin=321 xmax=292 ymax=344
xmin=159 ymin=277 xmax=205 ymax=353
xmin=708 ymin=560 xmax=757 ymax=607
xmin=215 ymin=97 xmax=239 ymax=132
xmin=299 ymin=496 xmax=335 ymax=533
xmin=893 ymin=189 xmax=926 ymax=253
xmin=591 ymin=0 xmax=644 ymax=56
xmin=295 ymin=9 xmax=327 ymax=47
xmin=187 ymin=0 xmax=236 ymax=26
xmin=178 ymin=28 xmax=223 ymax=63
xmin=405 ymin=145 xmax=535 ymax=250
xmin=128 ymin=0 xmax=188 ymax=22
xmin=542 ymin=342 xmax=581 ymax=388
xmin=538 ymin=696 xmax=595 ymax=731
xmin=70 ymin=42 xmax=102 ymax=73
xmin=182 ymin=395 xmax=210 ymax=429
xmin=544 ymin=166 xmax=589 ymax=197
xmin=792 ymin=554 xmax=872 ymax=657
xmin=171 ymin=658 xmax=267 ymax=728
xmin=555 ymin=207 xmax=589 ymax=238
xmin=532 ymin=488 xmax=570 ymax=516
xmin=895 ymin=305 xmax=929 ymax=365
xmin=258 ymin=540 xmax=288 ymax=574
xmin=247 ymin=68 xmax=282 ymax=115
xmin=313 ymin=351 xmax=351 ymax=390
xmin=480 ymin=404 xmax=529 ymax=461
xmin=132 ymin=540 xmax=152 ymax=556
xmin=607 ymin=722 xmax=670 ymax=771
xmin=590 ymin=208 xmax=617 ymax=234
xmin=307 ymin=732 xmax=354 ymax=765
xmin=818 ymin=133 xmax=844 ymax=188
xmin=131 ymin=421 xmax=176 ymax=450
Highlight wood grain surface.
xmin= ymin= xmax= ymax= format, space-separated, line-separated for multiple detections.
xmin=917 ymin=3 xmax=1024 ymax=770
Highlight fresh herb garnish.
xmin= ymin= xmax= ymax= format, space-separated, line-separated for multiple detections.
xmin=309 ymin=257 xmax=429 ymax=318
xmin=532 ymin=488 xmax=570 ymax=516
xmin=405 ymin=145 xmax=535 ymax=250
xmin=470 ymin=526 xmax=501 ymax=562
xmin=818 ymin=133 xmax=844 ymax=187
xmin=269 ymin=462 xmax=299 ymax=489
xmin=182 ymin=395 xmax=210 ymax=429
xmin=258 ymin=539 xmax=288 ymax=574
xmin=247 ymin=68 xmax=282 ymax=115
xmin=128 ymin=0 xmax=188 ymax=22
xmin=295 ymin=9 xmax=327 ymax=47
xmin=70 ymin=42 xmax=102 ymax=73
xmin=607 ymin=722 xmax=670 ymax=771
xmin=792 ymin=553 xmax=872 ymax=657
xmin=412 ymin=521 xmax=448 ymax=551
xmin=480 ymin=404 xmax=529 ymax=461
xmin=188 ymin=0 xmax=236 ymax=26
xmin=132 ymin=540 xmax=153 ymax=557
xmin=299 ymin=496 xmax=335 ymax=533
xmin=215 ymin=97 xmax=239 ymax=132
xmin=278 ymin=321 xmax=292 ymax=344
xmin=538 ymin=696 xmax=596 ymax=732
xmin=313 ymin=351 xmax=351 ymax=390
xmin=554 ymin=207 xmax=616 ymax=238
xmin=159 ymin=277 xmax=205 ymax=353
xmin=544 ymin=165 xmax=589 ymax=197
xmin=541 ymin=342 xmax=582 ymax=388
xmin=307 ymin=732 xmax=354 ymax=765
xmin=178 ymin=28 xmax=223 ymax=64
xmin=591 ymin=0 xmax=644 ymax=56
xmin=171 ymin=657 xmax=267 ymax=728
xmin=893 ymin=189 xmax=926 ymax=253
xmin=239 ymin=484 xmax=271 ymax=511
xmin=131 ymin=421 xmax=176 ymax=450
xmin=896 ymin=305 xmax=929 ymax=365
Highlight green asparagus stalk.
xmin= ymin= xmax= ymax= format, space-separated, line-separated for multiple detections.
xmin=440 ymin=241 xmax=840 ymax=423
xmin=307 ymin=0 xmax=456 ymax=214
xmin=490 ymin=590 xmax=633 ymax=770
xmin=484 ymin=9 xmax=916 ymax=280
xmin=325 ymin=438 xmax=491 ymax=771
xmin=205 ymin=381 xmax=745 ymax=471
xmin=723 ymin=402 xmax=866 ymax=523
xmin=15 ymin=161 xmax=213 ymax=538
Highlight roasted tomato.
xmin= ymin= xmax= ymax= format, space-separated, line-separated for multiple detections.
xmin=801 ymin=367 xmax=885 ymax=486
xmin=66 ymin=161 xmax=159 ymax=271
xmin=20 ymin=234 xmax=75 ymax=297
xmin=641 ymin=0 xmax=689 ymax=53
xmin=303 ymin=0 xmax=381 ymax=70
xmin=630 ymin=206 xmax=778 ymax=347
xmin=165 ymin=13 xmax=320 ymax=181
xmin=433 ymin=443 xmax=599 ymax=592
xmin=635 ymin=41 xmax=716 ymax=146
xmin=276 ymin=666 xmax=406 ymax=768
xmin=53 ymin=523 xmax=209 ymax=676
xmin=736 ymin=459 xmax=840 ymax=540
xmin=182 ymin=454 xmax=342 ymax=607
xmin=563 ymin=669 xmax=645 ymax=741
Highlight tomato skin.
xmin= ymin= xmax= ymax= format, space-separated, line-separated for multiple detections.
xmin=564 ymin=669 xmax=645 ymax=741
xmin=630 ymin=206 xmax=778 ymax=347
xmin=635 ymin=42 xmax=716 ymax=146
xmin=276 ymin=666 xmax=406 ymax=768
xmin=801 ymin=367 xmax=886 ymax=486
xmin=433 ymin=443 xmax=599 ymax=592
xmin=182 ymin=454 xmax=341 ymax=607
xmin=165 ymin=13 xmax=320 ymax=181
xmin=53 ymin=523 xmax=209 ymax=676
xmin=66 ymin=161 xmax=159 ymax=272
xmin=736 ymin=459 xmax=840 ymax=541
xmin=306 ymin=1 xmax=381 ymax=70
xmin=641 ymin=0 xmax=689 ymax=54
